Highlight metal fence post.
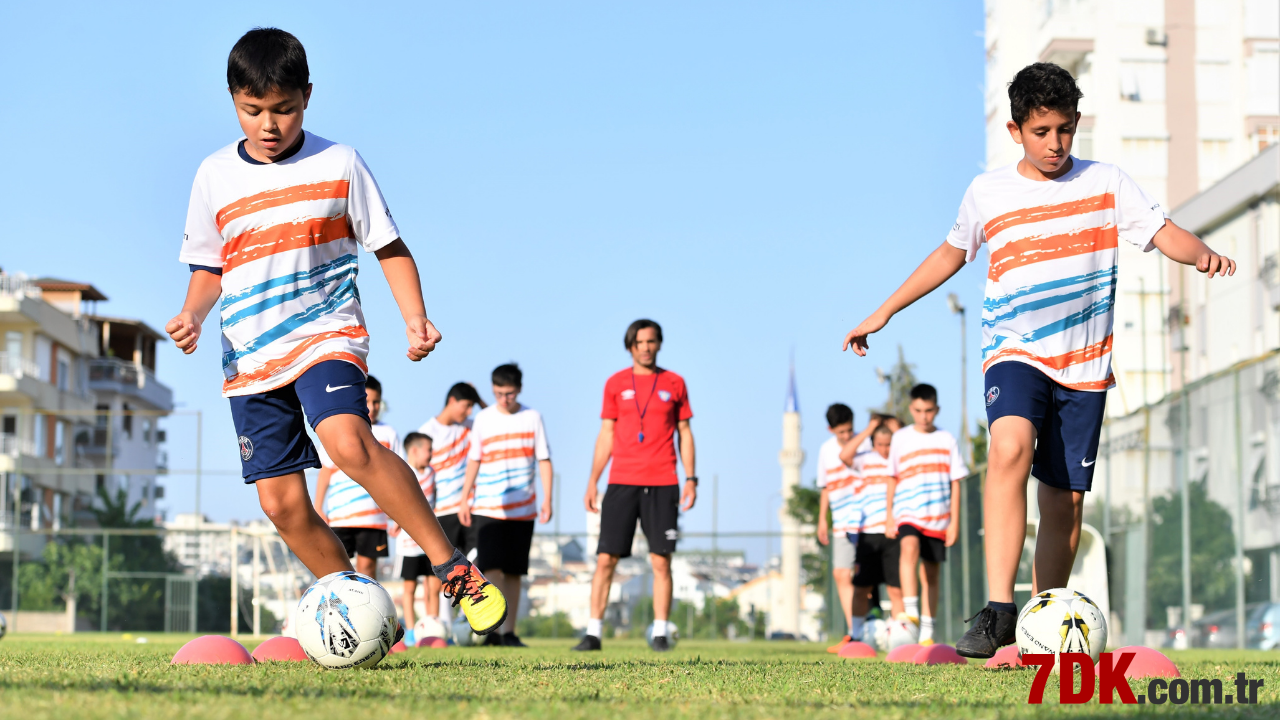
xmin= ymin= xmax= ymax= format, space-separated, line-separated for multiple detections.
xmin=230 ymin=526 xmax=239 ymax=636
xmin=253 ymin=533 xmax=261 ymax=636
xmin=100 ymin=532 xmax=109 ymax=632
xmin=10 ymin=452 xmax=20 ymax=628
xmin=1234 ymin=368 xmax=1246 ymax=649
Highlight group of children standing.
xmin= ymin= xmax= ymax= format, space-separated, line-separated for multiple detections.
xmin=313 ymin=369 xmax=552 ymax=649
xmin=817 ymin=384 xmax=967 ymax=651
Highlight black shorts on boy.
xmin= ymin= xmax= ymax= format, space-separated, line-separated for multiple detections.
xmin=230 ymin=360 xmax=370 ymax=482
xmin=851 ymin=533 xmax=901 ymax=588
xmin=983 ymin=361 xmax=1107 ymax=492
xmin=333 ymin=527 xmax=389 ymax=559
xmin=399 ymin=555 xmax=434 ymax=581
xmin=470 ymin=515 xmax=536 ymax=576
xmin=896 ymin=524 xmax=946 ymax=563
xmin=437 ymin=513 xmax=472 ymax=555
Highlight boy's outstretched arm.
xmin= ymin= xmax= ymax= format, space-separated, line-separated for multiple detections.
xmin=1151 ymin=220 xmax=1236 ymax=278
xmin=843 ymin=242 xmax=967 ymax=356
xmin=166 ymin=270 xmax=223 ymax=354
xmin=375 ymin=239 xmax=442 ymax=362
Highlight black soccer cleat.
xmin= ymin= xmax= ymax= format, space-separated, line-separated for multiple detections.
xmin=502 ymin=632 xmax=528 ymax=648
xmin=955 ymin=606 xmax=1017 ymax=658
xmin=571 ymin=634 xmax=602 ymax=652
xmin=650 ymin=636 xmax=671 ymax=653
xmin=482 ymin=631 xmax=504 ymax=647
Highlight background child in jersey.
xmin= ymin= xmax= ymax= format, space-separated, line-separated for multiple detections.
xmin=419 ymin=382 xmax=485 ymax=557
xmin=848 ymin=421 xmax=902 ymax=643
xmin=458 ymin=364 xmax=553 ymax=647
xmin=884 ymin=384 xmax=966 ymax=646
xmin=843 ymin=62 xmax=1234 ymax=657
xmin=390 ymin=431 xmax=437 ymax=645
xmin=815 ymin=403 xmax=860 ymax=653
xmin=314 ymin=375 xmax=399 ymax=577
xmin=166 ymin=27 xmax=505 ymax=636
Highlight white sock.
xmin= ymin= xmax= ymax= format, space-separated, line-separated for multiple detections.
xmin=903 ymin=597 xmax=920 ymax=619
xmin=586 ymin=618 xmax=603 ymax=638
xmin=652 ymin=619 xmax=668 ymax=637
xmin=848 ymin=616 xmax=866 ymax=641
xmin=920 ymin=616 xmax=934 ymax=642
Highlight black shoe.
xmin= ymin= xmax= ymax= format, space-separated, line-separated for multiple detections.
xmin=651 ymin=636 xmax=671 ymax=652
xmin=955 ymin=607 xmax=1017 ymax=658
xmin=393 ymin=623 xmax=405 ymax=647
xmin=502 ymin=632 xmax=528 ymax=647
xmin=482 ymin=631 xmax=504 ymax=647
xmin=571 ymin=634 xmax=602 ymax=651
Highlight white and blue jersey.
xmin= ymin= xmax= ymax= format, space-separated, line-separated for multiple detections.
xmin=466 ymin=405 xmax=550 ymax=521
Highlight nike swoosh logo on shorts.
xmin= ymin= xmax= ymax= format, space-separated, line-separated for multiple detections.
xmin=326 ymin=384 xmax=352 ymax=393
xmin=1081 ymin=458 xmax=1096 ymax=467
xmin=376 ymin=544 xmax=387 ymax=551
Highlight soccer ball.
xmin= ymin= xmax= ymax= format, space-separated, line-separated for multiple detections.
xmin=645 ymin=622 xmax=679 ymax=650
xmin=295 ymin=571 xmax=398 ymax=669
xmin=886 ymin=618 xmax=920 ymax=650
xmin=862 ymin=618 xmax=889 ymax=652
xmin=1016 ymin=587 xmax=1108 ymax=668
xmin=451 ymin=613 xmax=480 ymax=646
xmin=415 ymin=615 xmax=447 ymax=640
xmin=0 ymin=611 xmax=6 ymax=640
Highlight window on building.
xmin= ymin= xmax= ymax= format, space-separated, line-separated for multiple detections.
xmin=2 ymin=415 xmax=14 ymax=436
xmin=54 ymin=421 xmax=64 ymax=466
xmin=95 ymin=474 xmax=105 ymax=491
xmin=143 ymin=418 xmax=153 ymax=444
xmin=122 ymin=403 xmax=133 ymax=438
xmin=57 ymin=359 xmax=69 ymax=392
xmin=33 ymin=414 xmax=45 ymax=458
xmin=4 ymin=331 xmax=21 ymax=375
xmin=95 ymin=403 xmax=109 ymax=427
xmin=1199 ymin=139 xmax=1234 ymax=187
xmin=1121 ymin=137 xmax=1169 ymax=178
xmin=1075 ymin=127 xmax=1093 ymax=160
xmin=1119 ymin=60 xmax=1166 ymax=102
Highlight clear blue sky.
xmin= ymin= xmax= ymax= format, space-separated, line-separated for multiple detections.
xmin=1 ymin=2 xmax=989 ymax=555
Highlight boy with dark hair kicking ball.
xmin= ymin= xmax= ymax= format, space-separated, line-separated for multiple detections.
xmin=390 ymin=431 xmax=438 ymax=646
xmin=844 ymin=62 xmax=1235 ymax=657
xmin=168 ymin=27 xmax=505 ymax=637
xmin=884 ymin=384 xmax=966 ymax=646
xmin=458 ymin=364 xmax=553 ymax=647
xmin=314 ymin=375 xmax=398 ymax=578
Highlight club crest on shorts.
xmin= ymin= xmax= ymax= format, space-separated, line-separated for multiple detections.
xmin=985 ymin=387 xmax=1000 ymax=406
xmin=238 ymin=435 xmax=254 ymax=461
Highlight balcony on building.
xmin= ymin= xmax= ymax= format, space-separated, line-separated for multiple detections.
xmin=87 ymin=317 xmax=173 ymax=413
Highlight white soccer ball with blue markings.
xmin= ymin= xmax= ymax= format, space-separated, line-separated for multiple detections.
xmin=296 ymin=571 xmax=398 ymax=669
xmin=1016 ymin=587 xmax=1108 ymax=669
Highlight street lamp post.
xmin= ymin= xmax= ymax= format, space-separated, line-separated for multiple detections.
xmin=947 ymin=294 xmax=969 ymax=463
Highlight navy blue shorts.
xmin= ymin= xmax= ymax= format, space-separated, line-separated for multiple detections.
xmin=983 ymin=362 xmax=1107 ymax=492
xmin=229 ymin=360 xmax=370 ymax=483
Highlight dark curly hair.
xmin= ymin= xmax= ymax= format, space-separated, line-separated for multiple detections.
xmin=1008 ymin=62 xmax=1082 ymax=127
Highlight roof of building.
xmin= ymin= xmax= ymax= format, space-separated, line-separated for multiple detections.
xmin=32 ymin=278 xmax=108 ymax=301
xmin=1171 ymin=143 xmax=1279 ymax=234
xmin=89 ymin=315 xmax=165 ymax=341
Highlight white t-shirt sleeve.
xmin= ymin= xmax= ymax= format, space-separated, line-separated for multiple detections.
xmin=178 ymin=167 xmax=225 ymax=267
xmin=346 ymin=150 xmax=401 ymax=253
xmin=949 ymin=433 xmax=970 ymax=480
xmin=389 ymin=430 xmax=405 ymax=460
xmin=888 ymin=433 xmax=902 ymax=478
xmin=466 ymin=417 xmax=484 ymax=463
xmin=533 ymin=412 xmax=551 ymax=461
xmin=945 ymin=181 xmax=985 ymax=263
xmin=1114 ymin=167 xmax=1167 ymax=251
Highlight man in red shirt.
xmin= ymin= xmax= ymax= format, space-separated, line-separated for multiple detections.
xmin=573 ymin=319 xmax=696 ymax=652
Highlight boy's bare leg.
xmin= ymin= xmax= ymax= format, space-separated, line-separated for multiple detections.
xmin=402 ymin=579 xmax=418 ymax=630
xmin=851 ymin=586 xmax=872 ymax=617
xmin=920 ymin=561 xmax=940 ymax=618
xmin=833 ymin=568 xmax=855 ymax=627
xmin=590 ymin=554 xmax=619 ymax=620
xmin=255 ymin=472 xmax=353 ymax=576
xmin=315 ymin=415 xmax=455 ymax=565
xmin=983 ymin=416 xmax=1036 ymax=603
xmin=887 ymin=584 xmax=904 ymax=617
xmin=1033 ymin=485 xmax=1085 ymax=594
xmin=482 ymin=570 xmax=522 ymax=634
xmin=354 ymin=555 xmax=376 ymax=577
xmin=898 ymin=536 xmax=920 ymax=610
xmin=424 ymin=576 xmax=441 ymax=617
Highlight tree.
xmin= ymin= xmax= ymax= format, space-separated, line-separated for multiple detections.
xmin=1147 ymin=479 xmax=1237 ymax=625
xmin=876 ymin=345 xmax=918 ymax=422
xmin=517 ymin=611 xmax=577 ymax=638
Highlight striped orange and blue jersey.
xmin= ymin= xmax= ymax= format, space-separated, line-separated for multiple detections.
xmin=467 ymin=405 xmax=550 ymax=521
xmin=321 ymin=422 xmax=402 ymax=529
xmin=179 ymin=132 xmax=400 ymax=397
xmin=888 ymin=426 xmax=968 ymax=539
xmin=419 ymin=417 xmax=473 ymax=516
xmin=851 ymin=449 xmax=893 ymax=535
xmin=946 ymin=159 xmax=1167 ymax=391
xmin=816 ymin=437 xmax=861 ymax=535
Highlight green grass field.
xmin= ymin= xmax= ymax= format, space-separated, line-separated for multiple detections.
xmin=1 ymin=634 xmax=1278 ymax=719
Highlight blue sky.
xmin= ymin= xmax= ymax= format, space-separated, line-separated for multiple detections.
xmin=1 ymin=2 xmax=989 ymax=556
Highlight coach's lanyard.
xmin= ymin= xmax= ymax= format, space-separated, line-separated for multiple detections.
xmin=631 ymin=371 xmax=660 ymax=443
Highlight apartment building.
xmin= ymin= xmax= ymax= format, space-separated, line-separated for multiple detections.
xmin=0 ymin=270 xmax=173 ymax=555
xmin=983 ymin=0 xmax=1280 ymax=414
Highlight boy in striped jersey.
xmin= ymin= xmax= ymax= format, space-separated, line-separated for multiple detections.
xmin=419 ymin=382 xmax=485 ymax=555
xmin=844 ymin=62 xmax=1235 ymax=657
xmin=167 ymin=28 xmax=505 ymax=637
xmin=390 ymin=431 xmax=438 ymax=645
xmin=459 ymin=364 xmax=554 ymax=647
xmin=816 ymin=404 xmax=860 ymax=653
xmin=885 ymin=384 xmax=967 ymax=646
xmin=848 ymin=421 xmax=902 ymax=641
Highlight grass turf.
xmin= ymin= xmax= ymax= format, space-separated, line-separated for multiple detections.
xmin=1 ymin=634 xmax=1278 ymax=719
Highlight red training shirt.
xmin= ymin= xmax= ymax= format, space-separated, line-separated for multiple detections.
xmin=601 ymin=368 xmax=692 ymax=486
